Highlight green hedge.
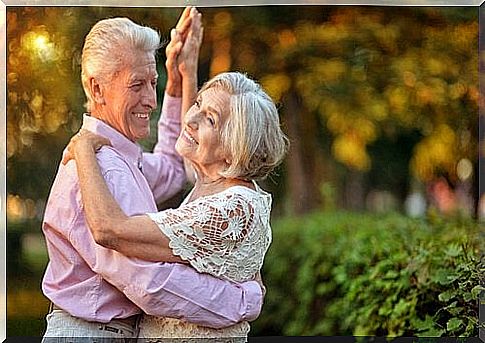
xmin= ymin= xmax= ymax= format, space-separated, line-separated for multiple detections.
xmin=252 ymin=211 xmax=484 ymax=337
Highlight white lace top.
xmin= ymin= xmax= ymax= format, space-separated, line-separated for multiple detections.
xmin=139 ymin=182 xmax=272 ymax=341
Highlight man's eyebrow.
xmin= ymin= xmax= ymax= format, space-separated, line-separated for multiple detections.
xmin=128 ymin=74 xmax=159 ymax=82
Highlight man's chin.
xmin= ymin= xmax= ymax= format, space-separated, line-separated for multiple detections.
xmin=128 ymin=136 xmax=144 ymax=143
xmin=133 ymin=130 xmax=150 ymax=142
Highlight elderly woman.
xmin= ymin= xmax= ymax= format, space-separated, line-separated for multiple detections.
xmin=66 ymin=71 xmax=288 ymax=341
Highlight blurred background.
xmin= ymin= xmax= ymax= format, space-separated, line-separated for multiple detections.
xmin=6 ymin=6 xmax=484 ymax=337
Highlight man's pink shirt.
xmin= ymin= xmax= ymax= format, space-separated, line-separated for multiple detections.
xmin=41 ymin=93 xmax=263 ymax=329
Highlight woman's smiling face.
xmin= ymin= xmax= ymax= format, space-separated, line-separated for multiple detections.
xmin=176 ymin=87 xmax=231 ymax=173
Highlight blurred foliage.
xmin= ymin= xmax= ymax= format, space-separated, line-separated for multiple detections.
xmin=7 ymin=274 xmax=50 ymax=337
xmin=252 ymin=211 xmax=484 ymax=337
xmin=6 ymin=6 xmax=479 ymax=215
xmin=7 ymin=221 xmax=52 ymax=336
xmin=6 ymin=7 xmax=183 ymax=204
xmin=11 ymin=212 xmax=483 ymax=337
xmin=214 ymin=6 xmax=478 ymax=213
xmin=232 ymin=7 xmax=477 ymax=178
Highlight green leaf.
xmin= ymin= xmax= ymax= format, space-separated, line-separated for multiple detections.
xmin=462 ymin=291 xmax=473 ymax=302
xmin=438 ymin=290 xmax=455 ymax=302
xmin=464 ymin=318 xmax=478 ymax=336
xmin=447 ymin=318 xmax=463 ymax=332
xmin=378 ymin=304 xmax=392 ymax=316
xmin=447 ymin=306 xmax=464 ymax=316
xmin=353 ymin=324 xmax=370 ymax=336
xmin=444 ymin=301 xmax=458 ymax=309
xmin=431 ymin=269 xmax=460 ymax=285
xmin=430 ymin=269 xmax=450 ymax=285
xmin=384 ymin=269 xmax=399 ymax=279
xmin=411 ymin=315 xmax=435 ymax=331
xmin=393 ymin=298 xmax=410 ymax=316
xmin=444 ymin=243 xmax=462 ymax=257
xmin=421 ymin=327 xmax=445 ymax=337
xmin=471 ymin=285 xmax=485 ymax=299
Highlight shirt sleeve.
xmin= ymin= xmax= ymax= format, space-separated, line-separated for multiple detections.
xmin=142 ymin=93 xmax=186 ymax=204
xmin=67 ymin=160 xmax=263 ymax=328
xmin=147 ymin=192 xmax=258 ymax=282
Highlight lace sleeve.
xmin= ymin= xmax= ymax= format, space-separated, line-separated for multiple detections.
xmin=147 ymin=190 xmax=270 ymax=282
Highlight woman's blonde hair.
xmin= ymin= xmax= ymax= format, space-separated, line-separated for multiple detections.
xmin=81 ymin=17 xmax=160 ymax=112
xmin=200 ymin=72 xmax=289 ymax=180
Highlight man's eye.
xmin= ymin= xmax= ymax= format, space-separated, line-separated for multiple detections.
xmin=131 ymin=84 xmax=142 ymax=90
xmin=151 ymin=80 xmax=157 ymax=87
xmin=207 ymin=116 xmax=215 ymax=126
xmin=194 ymin=99 xmax=201 ymax=108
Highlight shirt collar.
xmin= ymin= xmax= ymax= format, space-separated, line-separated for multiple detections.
xmin=81 ymin=113 xmax=143 ymax=167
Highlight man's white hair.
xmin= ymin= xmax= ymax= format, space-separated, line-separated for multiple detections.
xmin=81 ymin=17 xmax=160 ymax=112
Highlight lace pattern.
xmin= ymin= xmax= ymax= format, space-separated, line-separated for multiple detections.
xmin=139 ymin=316 xmax=249 ymax=342
xmin=147 ymin=185 xmax=272 ymax=283
xmin=140 ymin=184 xmax=272 ymax=339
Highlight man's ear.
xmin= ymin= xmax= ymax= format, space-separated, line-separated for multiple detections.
xmin=89 ymin=77 xmax=105 ymax=105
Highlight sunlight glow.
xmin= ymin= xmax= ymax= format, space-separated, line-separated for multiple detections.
xmin=22 ymin=31 xmax=56 ymax=62
xmin=33 ymin=35 xmax=48 ymax=51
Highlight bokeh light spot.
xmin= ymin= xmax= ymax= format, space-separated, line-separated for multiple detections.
xmin=456 ymin=158 xmax=473 ymax=181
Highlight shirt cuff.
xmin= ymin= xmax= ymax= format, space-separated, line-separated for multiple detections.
xmin=161 ymin=92 xmax=182 ymax=122
xmin=241 ymin=280 xmax=263 ymax=322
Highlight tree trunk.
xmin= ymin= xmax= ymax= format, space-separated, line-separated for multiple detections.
xmin=344 ymin=169 xmax=366 ymax=211
xmin=284 ymin=91 xmax=320 ymax=215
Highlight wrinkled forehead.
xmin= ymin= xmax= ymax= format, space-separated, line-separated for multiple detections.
xmin=122 ymin=49 xmax=156 ymax=66
xmin=112 ymin=50 xmax=157 ymax=77
xmin=199 ymin=87 xmax=231 ymax=104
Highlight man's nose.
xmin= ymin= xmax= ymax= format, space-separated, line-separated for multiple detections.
xmin=142 ymin=84 xmax=157 ymax=110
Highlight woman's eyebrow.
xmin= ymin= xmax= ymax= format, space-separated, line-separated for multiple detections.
xmin=206 ymin=106 xmax=221 ymax=119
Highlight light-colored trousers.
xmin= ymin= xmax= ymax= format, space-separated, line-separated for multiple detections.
xmin=42 ymin=309 xmax=138 ymax=343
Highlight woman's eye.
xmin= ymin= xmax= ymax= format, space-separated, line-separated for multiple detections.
xmin=194 ymin=99 xmax=201 ymax=108
xmin=207 ymin=116 xmax=215 ymax=126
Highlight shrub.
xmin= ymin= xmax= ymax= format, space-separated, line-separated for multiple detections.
xmin=251 ymin=211 xmax=484 ymax=337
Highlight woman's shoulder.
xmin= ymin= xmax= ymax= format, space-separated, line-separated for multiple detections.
xmin=190 ymin=184 xmax=271 ymax=217
xmin=210 ymin=183 xmax=270 ymax=202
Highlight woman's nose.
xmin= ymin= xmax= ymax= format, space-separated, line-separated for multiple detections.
xmin=185 ymin=111 xmax=200 ymax=129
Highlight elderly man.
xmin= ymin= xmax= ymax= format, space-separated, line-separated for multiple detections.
xmin=41 ymin=8 xmax=263 ymax=341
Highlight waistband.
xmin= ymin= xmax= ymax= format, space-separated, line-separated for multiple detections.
xmin=48 ymin=302 xmax=141 ymax=329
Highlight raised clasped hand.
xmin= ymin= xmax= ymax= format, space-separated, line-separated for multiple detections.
xmin=165 ymin=7 xmax=192 ymax=94
xmin=177 ymin=7 xmax=204 ymax=77
xmin=165 ymin=7 xmax=204 ymax=97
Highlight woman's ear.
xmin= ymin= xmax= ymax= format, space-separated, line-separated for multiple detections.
xmin=89 ymin=77 xmax=105 ymax=105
